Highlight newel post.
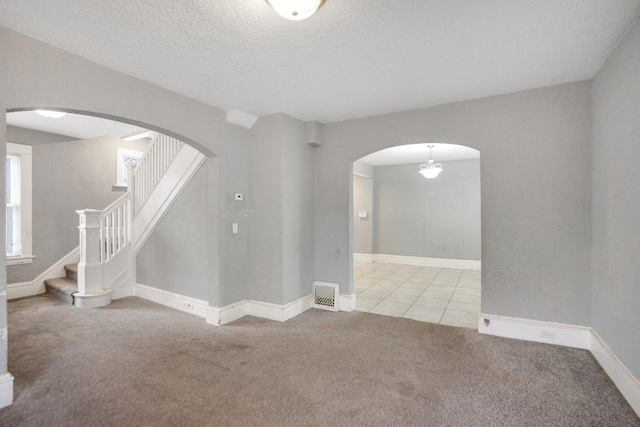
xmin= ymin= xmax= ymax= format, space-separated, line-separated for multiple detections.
xmin=76 ymin=209 xmax=104 ymax=294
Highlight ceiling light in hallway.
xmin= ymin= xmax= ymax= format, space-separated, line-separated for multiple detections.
xmin=419 ymin=145 xmax=443 ymax=179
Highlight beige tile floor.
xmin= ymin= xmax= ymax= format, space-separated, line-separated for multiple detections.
xmin=354 ymin=262 xmax=481 ymax=329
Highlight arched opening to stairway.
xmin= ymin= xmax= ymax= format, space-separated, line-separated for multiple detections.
xmin=4 ymin=109 xmax=212 ymax=307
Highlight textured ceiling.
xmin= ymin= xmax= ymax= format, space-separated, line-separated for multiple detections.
xmin=1 ymin=0 xmax=639 ymax=123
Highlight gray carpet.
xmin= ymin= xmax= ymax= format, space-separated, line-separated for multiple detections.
xmin=0 ymin=295 xmax=638 ymax=426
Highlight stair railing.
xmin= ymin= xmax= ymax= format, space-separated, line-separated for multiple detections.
xmin=75 ymin=194 xmax=131 ymax=294
xmin=75 ymin=133 xmax=188 ymax=298
xmin=99 ymin=194 xmax=131 ymax=262
xmin=131 ymin=133 xmax=183 ymax=215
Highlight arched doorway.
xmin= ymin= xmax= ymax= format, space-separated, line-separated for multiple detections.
xmin=4 ymin=109 xmax=213 ymax=304
xmin=351 ymin=143 xmax=481 ymax=328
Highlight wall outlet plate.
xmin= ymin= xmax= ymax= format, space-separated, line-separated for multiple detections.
xmin=234 ymin=193 xmax=243 ymax=201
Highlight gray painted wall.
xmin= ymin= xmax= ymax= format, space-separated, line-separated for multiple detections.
xmin=316 ymin=81 xmax=592 ymax=326
xmin=592 ymin=19 xmax=640 ymax=378
xmin=7 ymin=133 xmax=147 ymax=284
xmin=353 ymin=174 xmax=373 ymax=254
xmin=0 ymin=26 xmax=242 ymax=375
xmin=248 ymin=115 xmax=285 ymax=304
xmin=136 ymin=160 xmax=212 ymax=301
xmin=281 ymin=115 xmax=315 ymax=303
xmin=248 ymin=113 xmax=315 ymax=304
xmin=7 ymin=125 xmax=71 ymax=145
xmin=373 ymin=159 xmax=480 ymax=260
xmin=216 ymin=125 xmax=251 ymax=306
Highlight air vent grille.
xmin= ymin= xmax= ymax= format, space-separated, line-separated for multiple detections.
xmin=312 ymin=281 xmax=340 ymax=312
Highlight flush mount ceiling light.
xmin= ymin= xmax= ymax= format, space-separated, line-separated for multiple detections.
xmin=265 ymin=0 xmax=325 ymax=20
xmin=123 ymin=131 xmax=157 ymax=142
xmin=36 ymin=110 xmax=67 ymax=119
xmin=419 ymin=145 xmax=443 ymax=179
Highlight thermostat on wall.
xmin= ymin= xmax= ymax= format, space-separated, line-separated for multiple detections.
xmin=358 ymin=211 xmax=368 ymax=218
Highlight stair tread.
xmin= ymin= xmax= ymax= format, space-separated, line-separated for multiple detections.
xmin=44 ymin=277 xmax=78 ymax=295
xmin=64 ymin=263 xmax=78 ymax=273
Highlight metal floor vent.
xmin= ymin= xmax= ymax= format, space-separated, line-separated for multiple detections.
xmin=312 ymin=281 xmax=340 ymax=312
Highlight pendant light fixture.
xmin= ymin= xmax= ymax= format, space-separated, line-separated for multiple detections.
xmin=265 ymin=0 xmax=325 ymax=20
xmin=419 ymin=145 xmax=443 ymax=179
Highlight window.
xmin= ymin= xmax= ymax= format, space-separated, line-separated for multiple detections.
xmin=116 ymin=147 xmax=143 ymax=186
xmin=6 ymin=142 xmax=33 ymax=265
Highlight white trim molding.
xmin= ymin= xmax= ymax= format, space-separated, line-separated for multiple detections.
xmin=132 ymin=145 xmax=206 ymax=255
xmin=111 ymin=285 xmax=134 ymax=300
xmin=339 ymin=293 xmax=357 ymax=312
xmin=206 ymin=300 xmax=249 ymax=326
xmin=206 ymin=295 xmax=313 ymax=326
xmin=590 ymin=331 xmax=640 ymax=417
xmin=7 ymin=247 xmax=80 ymax=300
xmin=6 ymin=142 xmax=33 ymax=264
xmin=0 ymin=373 xmax=14 ymax=409
xmin=134 ymin=283 xmax=209 ymax=318
xmin=134 ymin=284 xmax=314 ymax=326
xmin=353 ymin=253 xmax=374 ymax=263
xmin=251 ymin=296 xmax=313 ymax=322
xmin=478 ymin=314 xmax=591 ymax=349
xmin=479 ymin=314 xmax=640 ymax=417
xmin=354 ymin=253 xmax=481 ymax=271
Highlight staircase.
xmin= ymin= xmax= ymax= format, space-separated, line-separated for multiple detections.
xmin=44 ymin=264 xmax=78 ymax=304
xmin=43 ymin=133 xmax=206 ymax=307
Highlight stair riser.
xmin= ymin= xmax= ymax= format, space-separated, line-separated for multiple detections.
xmin=66 ymin=270 xmax=77 ymax=282
xmin=44 ymin=285 xmax=74 ymax=305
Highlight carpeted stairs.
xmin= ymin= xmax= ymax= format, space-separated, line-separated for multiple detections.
xmin=43 ymin=264 xmax=78 ymax=304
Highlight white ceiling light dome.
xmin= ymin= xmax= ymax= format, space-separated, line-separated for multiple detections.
xmin=266 ymin=0 xmax=325 ymax=21
xmin=36 ymin=110 xmax=66 ymax=119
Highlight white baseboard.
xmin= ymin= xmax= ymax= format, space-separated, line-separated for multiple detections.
xmin=281 ymin=295 xmax=313 ymax=321
xmin=111 ymin=284 xmax=134 ymax=300
xmin=339 ymin=293 xmax=356 ymax=312
xmin=134 ymin=284 xmax=314 ymax=326
xmin=7 ymin=247 xmax=80 ymax=300
xmin=206 ymin=300 xmax=249 ymax=326
xmin=479 ymin=313 xmax=640 ymax=417
xmin=590 ymin=330 xmax=640 ymax=417
xmin=355 ymin=253 xmax=481 ymax=271
xmin=478 ymin=314 xmax=591 ymax=349
xmin=0 ymin=373 xmax=14 ymax=409
xmin=353 ymin=253 xmax=374 ymax=263
xmin=206 ymin=295 xmax=313 ymax=326
xmin=134 ymin=283 xmax=209 ymax=318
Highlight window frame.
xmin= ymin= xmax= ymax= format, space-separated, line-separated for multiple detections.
xmin=6 ymin=142 xmax=34 ymax=265
xmin=116 ymin=147 xmax=143 ymax=186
